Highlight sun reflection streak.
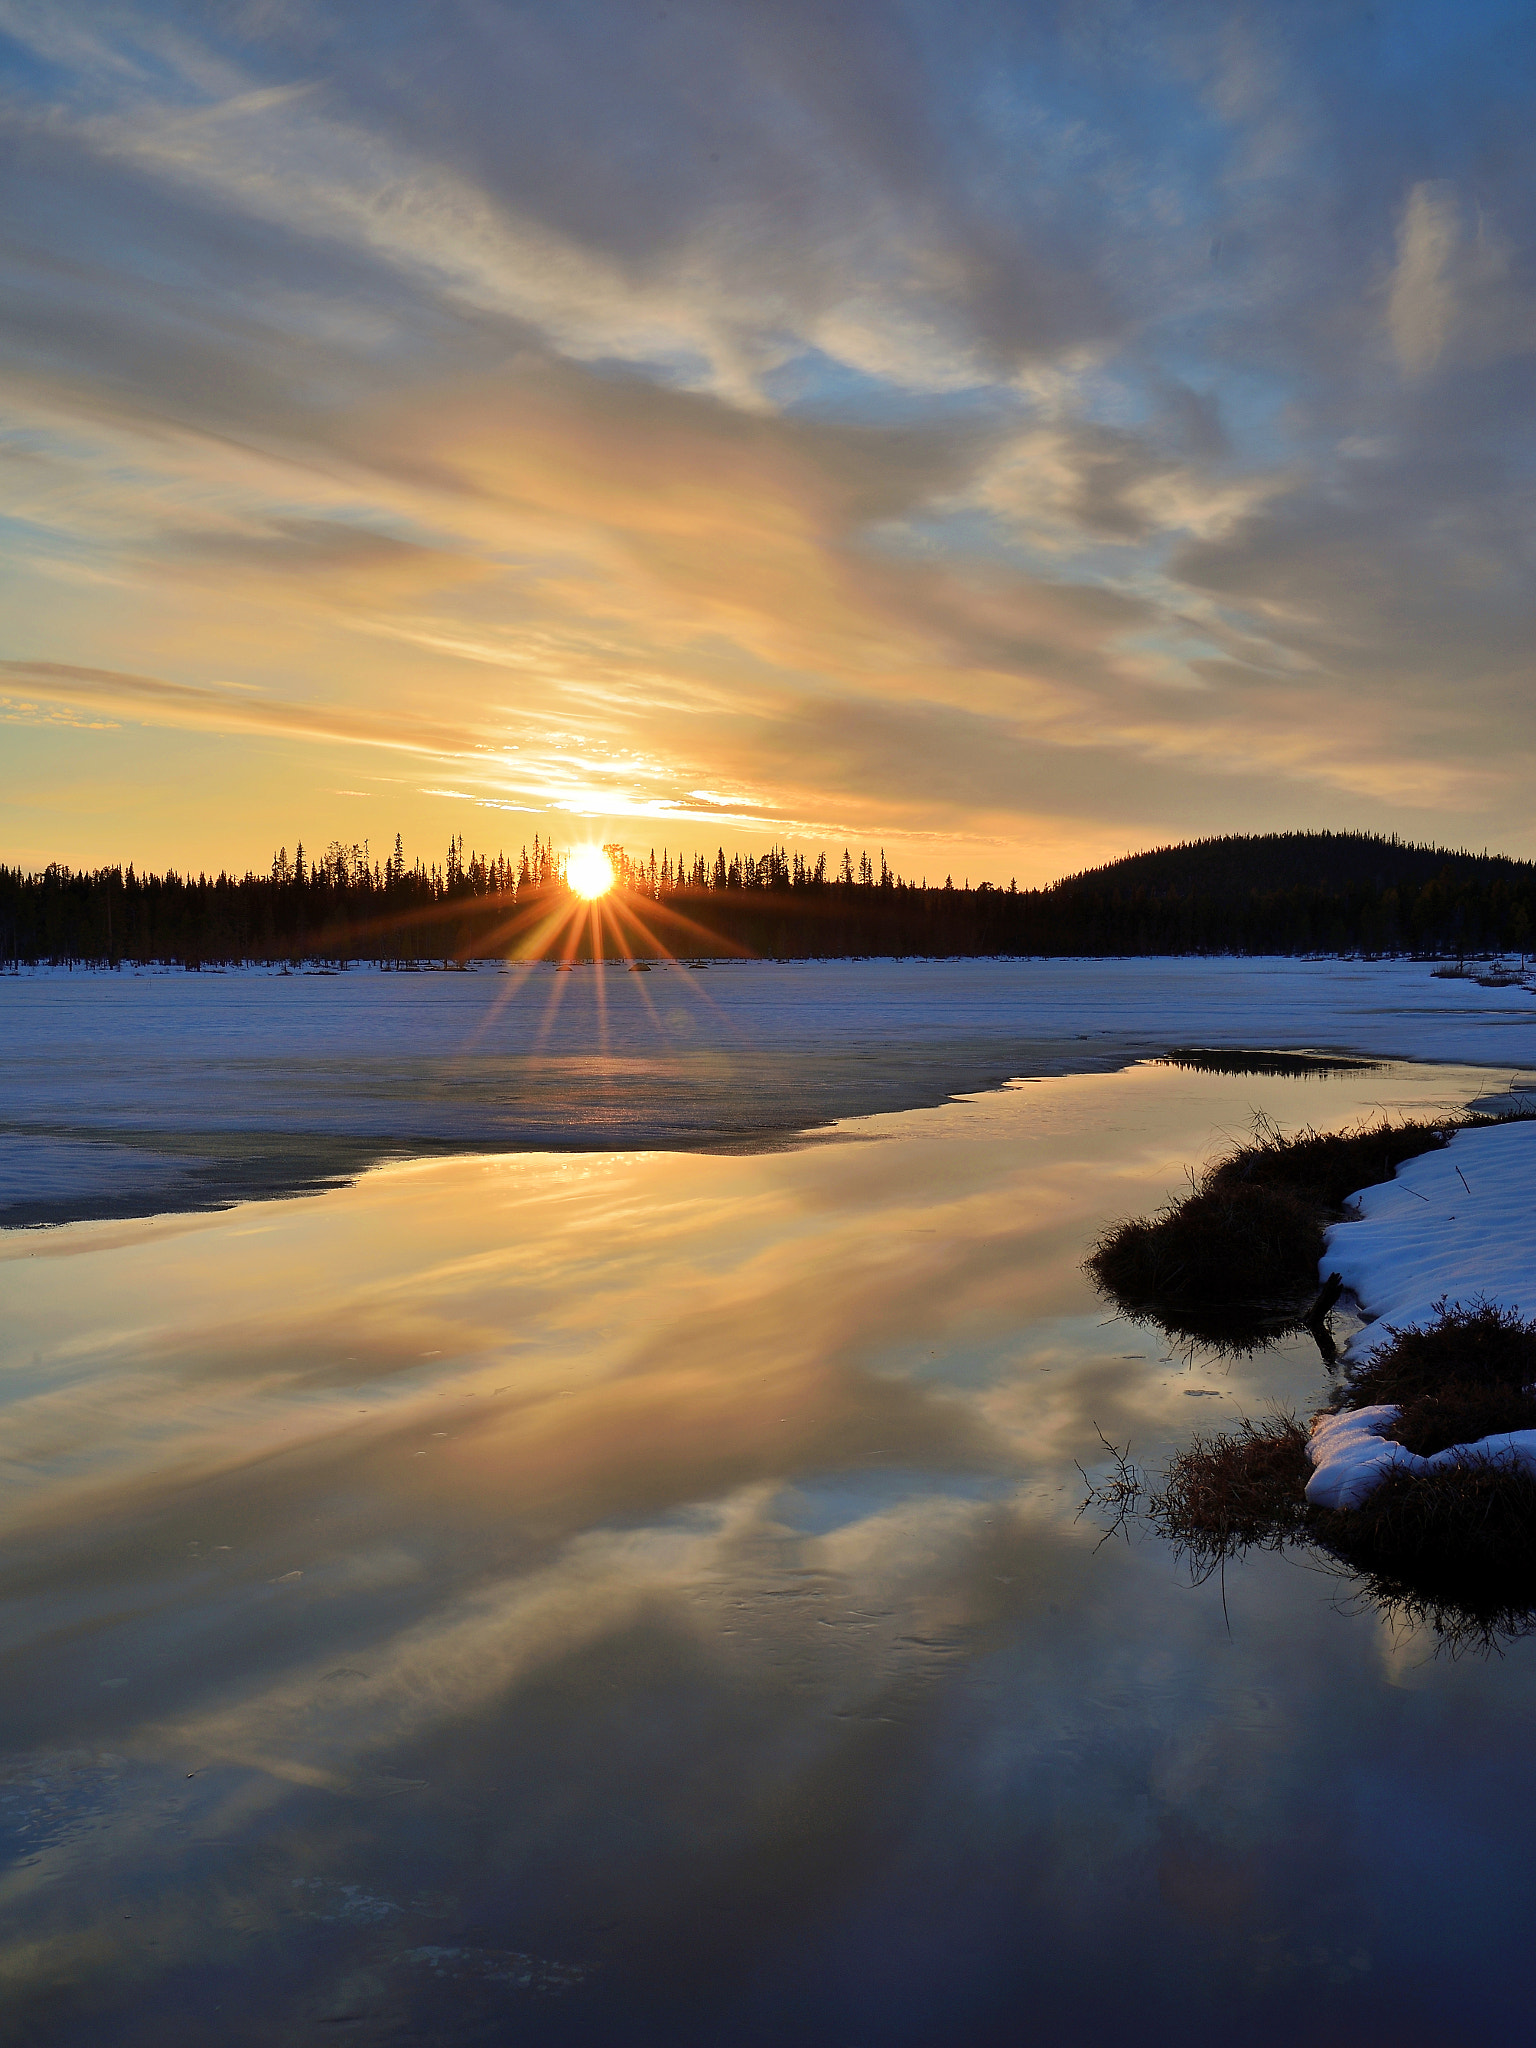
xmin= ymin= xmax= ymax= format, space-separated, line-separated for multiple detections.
xmin=589 ymin=898 xmax=611 ymax=1064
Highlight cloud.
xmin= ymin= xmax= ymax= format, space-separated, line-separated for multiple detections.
xmin=1389 ymin=184 xmax=1460 ymax=377
xmin=0 ymin=659 xmax=478 ymax=757
xmin=1384 ymin=180 xmax=1536 ymax=384
xmin=7 ymin=2 xmax=1536 ymax=874
xmin=977 ymin=421 xmax=1287 ymax=548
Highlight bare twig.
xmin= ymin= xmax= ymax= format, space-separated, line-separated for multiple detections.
xmin=1075 ymin=1428 xmax=1145 ymax=1549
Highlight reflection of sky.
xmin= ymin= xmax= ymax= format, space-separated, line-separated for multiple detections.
xmin=6 ymin=4 xmax=1536 ymax=877
xmin=6 ymin=1059 xmax=1536 ymax=2038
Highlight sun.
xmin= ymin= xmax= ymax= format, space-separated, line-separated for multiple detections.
xmin=567 ymin=845 xmax=614 ymax=898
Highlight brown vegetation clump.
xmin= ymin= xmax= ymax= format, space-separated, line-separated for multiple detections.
xmin=1387 ymin=1382 xmax=1536 ymax=1456
xmin=1085 ymin=1119 xmax=1536 ymax=1643
xmin=1341 ymin=1302 xmax=1536 ymax=1454
xmin=1314 ymin=1461 xmax=1536 ymax=1610
xmin=1121 ymin=1301 xmax=1536 ymax=1646
xmin=1202 ymin=1115 xmax=1454 ymax=1212
xmin=1088 ymin=1183 xmax=1322 ymax=1323
xmin=1087 ymin=1113 xmax=1469 ymax=1343
xmin=1137 ymin=1412 xmax=1536 ymax=1646
xmin=1344 ymin=1300 xmax=1536 ymax=1408
xmin=1146 ymin=1414 xmax=1312 ymax=1570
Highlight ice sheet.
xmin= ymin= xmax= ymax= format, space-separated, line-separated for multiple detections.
xmin=5 ymin=954 xmax=1534 ymax=1225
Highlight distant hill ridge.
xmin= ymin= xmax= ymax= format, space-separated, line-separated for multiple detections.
xmin=1053 ymin=831 xmax=1536 ymax=899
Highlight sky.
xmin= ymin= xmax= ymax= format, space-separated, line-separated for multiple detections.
xmin=2 ymin=0 xmax=1535 ymax=886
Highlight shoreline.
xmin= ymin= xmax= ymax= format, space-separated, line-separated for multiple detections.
xmin=1120 ymin=1120 xmax=1536 ymax=1636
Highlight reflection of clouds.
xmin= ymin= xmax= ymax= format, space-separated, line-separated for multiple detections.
xmin=1 ymin=1503 xmax=1386 ymax=2015
xmin=0 ymin=1059 xmax=1483 ymax=1543
xmin=144 ymin=1484 xmax=1105 ymax=1794
xmin=0 ymin=1116 xmax=1064 ymax=1523
xmin=8 ymin=1061 xmax=1536 ymax=2022
xmin=157 ymin=1502 xmax=772 ymax=1786
xmin=0 ymin=1490 xmax=1076 ymax=2004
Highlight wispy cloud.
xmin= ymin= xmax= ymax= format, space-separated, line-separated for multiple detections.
xmin=5 ymin=1 xmax=1536 ymax=875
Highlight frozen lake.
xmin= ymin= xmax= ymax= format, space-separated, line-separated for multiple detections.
xmin=4 ymin=955 xmax=1536 ymax=1224
xmin=6 ymin=1046 xmax=1536 ymax=2043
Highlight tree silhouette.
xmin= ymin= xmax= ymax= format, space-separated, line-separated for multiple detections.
xmin=5 ymin=830 xmax=1536 ymax=969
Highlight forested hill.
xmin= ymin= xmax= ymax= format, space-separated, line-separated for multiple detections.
xmin=4 ymin=830 xmax=1536 ymax=964
xmin=1055 ymin=831 xmax=1533 ymax=900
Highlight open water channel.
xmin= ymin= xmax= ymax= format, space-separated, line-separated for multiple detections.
xmin=4 ymin=1045 xmax=1535 ymax=2043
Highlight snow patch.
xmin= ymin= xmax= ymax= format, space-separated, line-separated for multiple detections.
xmin=1326 ymin=1122 xmax=1536 ymax=1347
xmin=1310 ymin=1121 xmax=1536 ymax=1506
xmin=1305 ymin=1403 xmax=1536 ymax=1510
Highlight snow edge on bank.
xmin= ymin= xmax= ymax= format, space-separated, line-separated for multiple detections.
xmin=1308 ymin=1123 xmax=1536 ymax=1507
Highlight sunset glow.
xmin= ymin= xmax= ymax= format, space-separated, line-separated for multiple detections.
xmin=4 ymin=5 xmax=1534 ymax=882
xmin=567 ymin=846 xmax=615 ymax=899
xmin=6 ymin=9 xmax=1536 ymax=2039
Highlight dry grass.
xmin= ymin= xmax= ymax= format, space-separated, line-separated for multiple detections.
xmin=1337 ymin=1301 xmax=1536 ymax=1454
xmin=1204 ymin=1114 xmax=1458 ymax=1212
xmin=1342 ymin=1299 xmax=1536 ymax=1406
xmin=1128 ymin=1301 xmax=1536 ymax=1647
xmin=1087 ymin=1113 xmax=1473 ymax=1343
xmin=1314 ymin=1460 xmax=1536 ymax=1614
xmin=1388 ymin=1382 xmax=1536 ymax=1456
xmin=1087 ymin=1116 xmax=1536 ymax=1645
xmin=1145 ymin=1414 xmax=1312 ymax=1574
xmin=1088 ymin=1182 xmax=1322 ymax=1318
xmin=1140 ymin=1422 xmax=1536 ymax=1647
xmin=1074 ymin=1429 xmax=1145 ymax=1547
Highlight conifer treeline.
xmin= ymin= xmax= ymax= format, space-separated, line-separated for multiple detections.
xmin=2 ymin=830 xmax=1534 ymax=966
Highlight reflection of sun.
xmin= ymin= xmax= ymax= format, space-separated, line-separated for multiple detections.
xmin=567 ymin=845 xmax=614 ymax=898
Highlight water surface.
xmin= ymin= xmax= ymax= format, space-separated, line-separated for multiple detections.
xmin=4 ymin=1057 xmax=1535 ymax=2044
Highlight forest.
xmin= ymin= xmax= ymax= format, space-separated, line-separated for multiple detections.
xmin=2 ymin=830 xmax=1534 ymax=967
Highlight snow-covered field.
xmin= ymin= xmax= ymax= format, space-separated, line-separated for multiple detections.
xmin=4 ymin=955 xmax=1536 ymax=1226
xmin=1308 ymin=1122 xmax=1536 ymax=1507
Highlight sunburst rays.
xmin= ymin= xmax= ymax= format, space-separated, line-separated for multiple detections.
xmin=330 ymin=873 xmax=757 ymax=1060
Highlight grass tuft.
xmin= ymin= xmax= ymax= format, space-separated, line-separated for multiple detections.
xmin=1086 ymin=1113 xmax=1536 ymax=1644
xmin=1203 ymin=1113 xmax=1456 ymax=1212
xmin=1088 ymin=1183 xmax=1322 ymax=1330
xmin=1315 ymin=1460 xmax=1536 ymax=1612
xmin=1146 ymin=1413 xmax=1312 ymax=1574
xmin=1123 ymin=1302 xmax=1536 ymax=1647
xmin=1086 ymin=1112 xmax=1476 ymax=1344
xmin=1342 ymin=1299 xmax=1536 ymax=1410
xmin=1386 ymin=1381 xmax=1536 ymax=1457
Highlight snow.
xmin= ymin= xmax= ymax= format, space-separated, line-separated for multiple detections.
xmin=4 ymin=953 xmax=1536 ymax=1225
xmin=7 ymin=954 xmax=1536 ymax=1070
xmin=1309 ymin=1120 xmax=1536 ymax=1505
xmin=1305 ymin=1403 xmax=1536 ymax=1511
xmin=1325 ymin=1121 xmax=1536 ymax=1357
